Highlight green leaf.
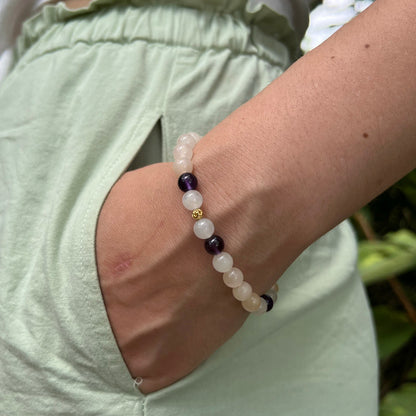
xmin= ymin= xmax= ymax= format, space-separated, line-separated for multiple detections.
xmin=380 ymin=384 xmax=416 ymax=415
xmin=372 ymin=306 xmax=416 ymax=360
xmin=357 ymin=230 xmax=416 ymax=285
xmin=385 ymin=230 xmax=416 ymax=250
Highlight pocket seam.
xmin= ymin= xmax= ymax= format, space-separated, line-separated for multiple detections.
xmin=70 ymin=110 xmax=163 ymax=398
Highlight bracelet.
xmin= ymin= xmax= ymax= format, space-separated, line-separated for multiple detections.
xmin=172 ymin=132 xmax=279 ymax=314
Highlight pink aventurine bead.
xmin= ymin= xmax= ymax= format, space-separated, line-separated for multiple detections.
xmin=212 ymin=252 xmax=233 ymax=273
xmin=177 ymin=133 xmax=197 ymax=149
xmin=182 ymin=190 xmax=203 ymax=210
xmin=223 ymin=267 xmax=244 ymax=288
xmin=242 ymin=293 xmax=262 ymax=312
xmin=193 ymin=218 xmax=215 ymax=239
xmin=173 ymin=144 xmax=193 ymax=160
xmin=253 ymin=298 xmax=268 ymax=315
xmin=188 ymin=132 xmax=202 ymax=143
xmin=232 ymin=281 xmax=252 ymax=301
xmin=173 ymin=159 xmax=193 ymax=175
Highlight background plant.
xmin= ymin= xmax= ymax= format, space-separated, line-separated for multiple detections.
xmin=352 ymin=171 xmax=416 ymax=415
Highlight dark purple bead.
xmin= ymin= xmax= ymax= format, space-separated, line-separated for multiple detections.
xmin=204 ymin=235 xmax=225 ymax=255
xmin=178 ymin=172 xmax=198 ymax=192
xmin=261 ymin=294 xmax=274 ymax=312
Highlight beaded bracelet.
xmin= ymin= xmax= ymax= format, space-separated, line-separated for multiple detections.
xmin=172 ymin=132 xmax=279 ymax=314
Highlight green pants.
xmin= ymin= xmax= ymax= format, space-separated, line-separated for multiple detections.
xmin=0 ymin=1 xmax=378 ymax=414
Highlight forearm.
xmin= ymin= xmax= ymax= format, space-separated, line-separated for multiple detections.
xmin=93 ymin=0 xmax=416 ymax=393
xmin=194 ymin=0 xmax=416 ymax=252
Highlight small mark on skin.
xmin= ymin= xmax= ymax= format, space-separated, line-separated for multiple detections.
xmin=363 ymin=132 xmax=369 ymax=138
xmin=114 ymin=258 xmax=133 ymax=274
xmin=365 ymin=44 xmax=370 ymax=48
xmin=331 ymin=56 xmax=335 ymax=59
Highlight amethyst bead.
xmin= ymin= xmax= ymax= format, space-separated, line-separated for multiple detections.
xmin=205 ymin=235 xmax=225 ymax=255
xmin=178 ymin=172 xmax=198 ymax=192
xmin=261 ymin=294 xmax=274 ymax=312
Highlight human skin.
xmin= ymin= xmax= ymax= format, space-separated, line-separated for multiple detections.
xmin=61 ymin=0 xmax=91 ymax=8
xmin=95 ymin=0 xmax=416 ymax=394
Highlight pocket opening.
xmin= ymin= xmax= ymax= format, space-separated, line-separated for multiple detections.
xmin=126 ymin=116 xmax=163 ymax=172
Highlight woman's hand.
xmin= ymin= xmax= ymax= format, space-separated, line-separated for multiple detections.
xmin=95 ymin=0 xmax=416 ymax=395
xmin=95 ymin=156 xmax=299 ymax=394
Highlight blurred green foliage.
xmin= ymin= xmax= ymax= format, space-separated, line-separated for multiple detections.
xmin=351 ymin=169 xmax=416 ymax=414
xmin=359 ymin=230 xmax=416 ymax=285
xmin=380 ymin=384 xmax=416 ymax=416
xmin=372 ymin=306 xmax=415 ymax=361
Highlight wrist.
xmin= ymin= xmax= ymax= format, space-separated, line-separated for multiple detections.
xmin=191 ymin=127 xmax=310 ymax=291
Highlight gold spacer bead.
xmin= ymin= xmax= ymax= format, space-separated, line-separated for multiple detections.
xmin=192 ymin=208 xmax=203 ymax=220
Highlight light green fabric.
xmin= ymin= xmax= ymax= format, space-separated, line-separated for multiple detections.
xmin=0 ymin=1 xmax=378 ymax=414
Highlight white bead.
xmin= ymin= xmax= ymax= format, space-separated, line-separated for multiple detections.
xmin=223 ymin=267 xmax=244 ymax=288
xmin=242 ymin=293 xmax=262 ymax=312
xmin=265 ymin=290 xmax=278 ymax=303
xmin=173 ymin=158 xmax=193 ymax=175
xmin=173 ymin=144 xmax=193 ymax=160
xmin=182 ymin=190 xmax=203 ymax=210
xmin=212 ymin=252 xmax=233 ymax=273
xmin=253 ymin=298 xmax=268 ymax=315
xmin=232 ymin=281 xmax=252 ymax=301
xmin=193 ymin=218 xmax=215 ymax=239
xmin=177 ymin=133 xmax=197 ymax=149
xmin=188 ymin=132 xmax=202 ymax=143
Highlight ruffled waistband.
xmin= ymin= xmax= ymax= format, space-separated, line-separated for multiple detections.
xmin=14 ymin=0 xmax=301 ymax=67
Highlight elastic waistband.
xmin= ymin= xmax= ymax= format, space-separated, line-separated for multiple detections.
xmin=15 ymin=0 xmax=298 ymax=68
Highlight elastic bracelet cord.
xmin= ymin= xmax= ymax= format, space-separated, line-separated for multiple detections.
xmin=172 ymin=132 xmax=279 ymax=314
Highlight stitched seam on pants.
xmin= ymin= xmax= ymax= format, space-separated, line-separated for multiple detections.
xmin=15 ymin=36 xmax=285 ymax=72
xmin=141 ymin=396 xmax=146 ymax=415
xmin=75 ymin=113 xmax=162 ymax=405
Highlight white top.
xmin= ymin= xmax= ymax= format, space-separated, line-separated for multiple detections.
xmin=0 ymin=0 xmax=46 ymax=81
xmin=0 ymin=0 xmax=311 ymax=83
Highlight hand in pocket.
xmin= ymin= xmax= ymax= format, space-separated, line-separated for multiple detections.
xmin=95 ymin=162 xmax=251 ymax=394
